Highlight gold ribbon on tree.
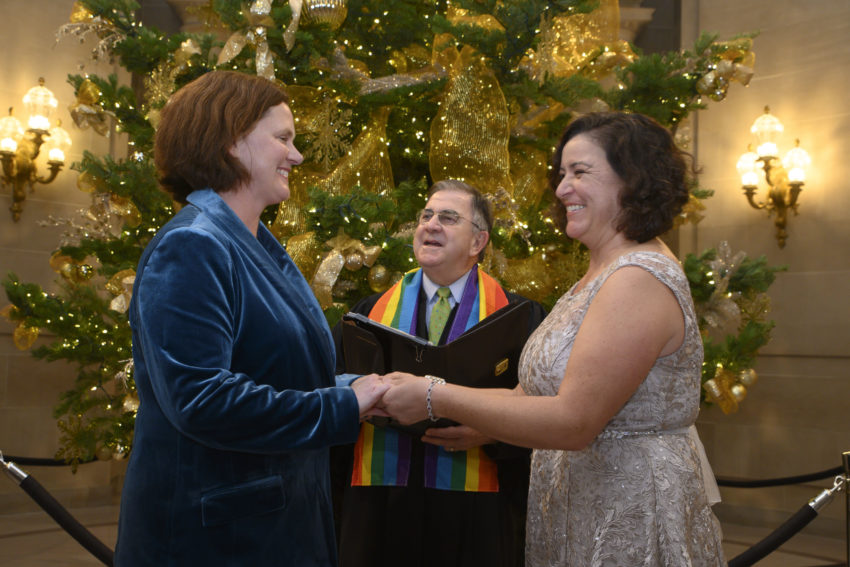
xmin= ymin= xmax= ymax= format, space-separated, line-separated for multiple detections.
xmin=429 ymin=42 xmax=513 ymax=197
xmin=517 ymin=0 xmax=626 ymax=81
xmin=283 ymin=0 xmax=304 ymax=51
xmin=69 ymin=79 xmax=113 ymax=136
xmin=311 ymin=229 xmax=382 ymax=309
xmin=284 ymin=231 xmax=324 ymax=280
xmin=105 ymin=269 xmax=137 ymax=313
xmin=217 ymin=0 xmax=276 ymax=80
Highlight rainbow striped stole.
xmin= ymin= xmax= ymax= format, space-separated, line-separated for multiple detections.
xmin=351 ymin=266 xmax=508 ymax=492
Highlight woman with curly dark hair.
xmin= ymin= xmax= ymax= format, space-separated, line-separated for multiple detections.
xmin=380 ymin=112 xmax=725 ymax=566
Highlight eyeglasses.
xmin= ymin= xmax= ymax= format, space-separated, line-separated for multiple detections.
xmin=417 ymin=208 xmax=483 ymax=231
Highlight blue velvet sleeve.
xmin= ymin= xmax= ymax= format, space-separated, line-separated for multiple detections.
xmin=131 ymin=227 xmax=360 ymax=453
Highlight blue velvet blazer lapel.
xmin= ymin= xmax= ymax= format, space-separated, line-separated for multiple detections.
xmin=186 ymin=190 xmax=336 ymax=381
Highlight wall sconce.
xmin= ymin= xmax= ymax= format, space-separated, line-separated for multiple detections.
xmin=736 ymin=106 xmax=811 ymax=248
xmin=0 ymin=78 xmax=71 ymax=221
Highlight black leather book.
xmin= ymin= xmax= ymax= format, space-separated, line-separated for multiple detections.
xmin=341 ymin=300 xmax=531 ymax=436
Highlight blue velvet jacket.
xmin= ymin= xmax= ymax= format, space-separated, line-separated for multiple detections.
xmin=115 ymin=190 xmax=360 ymax=566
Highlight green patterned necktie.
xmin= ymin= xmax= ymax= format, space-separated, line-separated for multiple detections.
xmin=428 ymin=287 xmax=452 ymax=344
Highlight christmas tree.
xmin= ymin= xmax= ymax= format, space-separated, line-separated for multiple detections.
xmin=2 ymin=0 xmax=782 ymax=465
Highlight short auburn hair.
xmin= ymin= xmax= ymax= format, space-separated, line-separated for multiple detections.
xmin=549 ymin=112 xmax=693 ymax=243
xmin=154 ymin=71 xmax=290 ymax=204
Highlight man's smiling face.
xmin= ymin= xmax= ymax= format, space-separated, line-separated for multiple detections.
xmin=412 ymin=189 xmax=487 ymax=286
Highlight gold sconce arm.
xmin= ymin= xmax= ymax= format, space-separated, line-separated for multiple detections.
xmin=1 ymin=131 xmax=64 ymax=222
xmin=738 ymin=109 xmax=810 ymax=248
xmin=0 ymin=80 xmax=70 ymax=221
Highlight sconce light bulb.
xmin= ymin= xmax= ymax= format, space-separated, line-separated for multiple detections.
xmin=48 ymin=148 xmax=65 ymax=163
xmin=787 ymin=168 xmax=805 ymax=184
xmin=756 ymin=142 xmax=777 ymax=159
xmin=741 ymin=171 xmax=759 ymax=187
xmin=0 ymin=111 xmax=24 ymax=150
xmin=0 ymin=137 xmax=17 ymax=153
xmin=28 ymin=115 xmax=50 ymax=131
xmin=783 ymin=142 xmax=810 ymax=184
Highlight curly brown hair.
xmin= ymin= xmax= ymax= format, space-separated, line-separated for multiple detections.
xmin=548 ymin=112 xmax=694 ymax=243
xmin=154 ymin=71 xmax=290 ymax=204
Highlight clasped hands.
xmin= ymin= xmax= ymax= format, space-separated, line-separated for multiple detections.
xmin=351 ymin=373 xmax=491 ymax=451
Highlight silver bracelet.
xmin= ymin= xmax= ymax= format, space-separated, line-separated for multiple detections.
xmin=425 ymin=375 xmax=446 ymax=422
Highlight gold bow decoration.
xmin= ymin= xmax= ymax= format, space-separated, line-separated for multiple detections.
xmin=703 ymin=366 xmax=739 ymax=414
xmin=69 ymin=79 xmax=113 ymax=136
xmin=704 ymin=365 xmax=758 ymax=415
xmin=311 ymin=229 xmax=382 ymax=309
xmin=429 ymin=42 xmax=513 ymax=197
xmin=217 ymin=0 xmax=277 ymax=80
xmin=85 ymin=192 xmax=142 ymax=229
xmin=695 ymin=38 xmax=755 ymax=102
xmin=105 ymin=269 xmax=137 ymax=313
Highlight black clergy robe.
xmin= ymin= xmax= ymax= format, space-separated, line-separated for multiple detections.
xmin=331 ymin=285 xmax=547 ymax=567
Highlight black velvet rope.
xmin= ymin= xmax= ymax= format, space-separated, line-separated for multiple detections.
xmin=716 ymin=466 xmax=843 ymax=488
xmin=726 ymin=503 xmax=818 ymax=567
xmin=5 ymin=454 xmax=846 ymax=567
xmin=1 ymin=455 xmax=87 ymax=467
xmin=16 ymin=474 xmax=115 ymax=566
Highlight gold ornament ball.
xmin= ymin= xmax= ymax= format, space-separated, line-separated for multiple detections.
xmin=695 ymin=71 xmax=716 ymax=95
xmin=738 ymin=368 xmax=758 ymax=387
xmin=368 ymin=264 xmax=391 ymax=292
xmin=731 ymin=383 xmax=747 ymax=402
xmin=75 ymin=264 xmax=95 ymax=282
xmin=302 ymin=0 xmax=348 ymax=31
xmin=344 ymin=251 xmax=364 ymax=271
xmin=95 ymin=445 xmax=113 ymax=461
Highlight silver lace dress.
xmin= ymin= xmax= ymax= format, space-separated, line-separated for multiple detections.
xmin=519 ymin=251 xmax=725 ymax=567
